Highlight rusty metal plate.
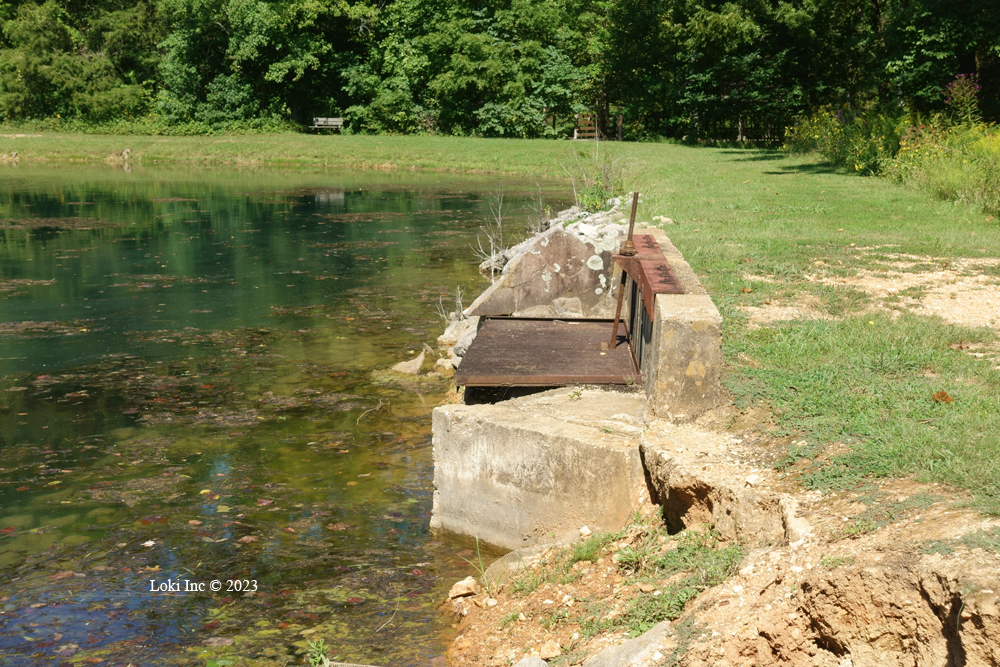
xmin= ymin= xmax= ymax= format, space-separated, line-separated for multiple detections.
xmin=612 ymin=234 xmax=684 ymax=318
xmin=454 ymin=317 xmax=641 ymax=387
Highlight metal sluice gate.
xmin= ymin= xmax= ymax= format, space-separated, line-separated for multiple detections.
xmin=454 ymin=230 xmax=683 ymax=391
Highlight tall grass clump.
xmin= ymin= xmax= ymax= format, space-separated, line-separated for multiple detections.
xmin=787 ymin=74 xmax=1000 ymax=214
xmin=885 ymin=76 xmax=1000 ymax=215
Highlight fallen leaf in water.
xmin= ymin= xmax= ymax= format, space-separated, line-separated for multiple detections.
xmin=284 ymin=527 xmax=295 ymax=533
xmin=357 ymin=473 xmax=370 ymax=478
xmin=932 ymin=391 xmax=954 ymax=404
xmin=16 ymin=486 xmax=28 ymax=491
xmin=188 ymin=520 xmax=202 ymax=526
xmin=0 ymin=527 xmax=16 ymax=535
xmin=216 ymin=505 xmax=231 ymax=513
xmin=142 ymin=540 xmax=157 ymax=547
xmin=346 ymin=597 xmax=363 ymax=603
xmin=237 ymin=535 xmax=258 ymax=543
xmin=203 ymin=637 xmax=233 ymax=647
xmin=51 ymin=571 xmax=76 ymax=580
xmin=55 ymin=644 xmax=79 ymax=657
xmin=326 ymin=522 xmax=350 ymax=531
xmin=256 ymin=498 xmax=273 ymax=506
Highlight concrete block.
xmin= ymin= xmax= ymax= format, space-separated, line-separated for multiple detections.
xmin=430 ymin=389 xmax=648 ymax=550
xmin=643 ymin=294 xmax=723 ymax=421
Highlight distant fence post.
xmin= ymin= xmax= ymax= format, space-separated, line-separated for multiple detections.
xmin=616 ymin=114 xmax=623 ymax=141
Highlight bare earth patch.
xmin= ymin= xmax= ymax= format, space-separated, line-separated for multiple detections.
xmin=742 ymin=253 xmax=1000 ymax=330
xmin=741 ymin=293 xmax=831 ymax=327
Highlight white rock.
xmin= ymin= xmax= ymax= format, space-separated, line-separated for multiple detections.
xmin=453 ymin=322 xmax=480 ymax=357
xmin=579 ymin=525 xmax=592 ymax=539
xmin=391 ymin=349 xmax=425 ymax=375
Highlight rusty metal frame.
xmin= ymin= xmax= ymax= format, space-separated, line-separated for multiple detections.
xmin=454 ymin=317 xmax=641 ymax=387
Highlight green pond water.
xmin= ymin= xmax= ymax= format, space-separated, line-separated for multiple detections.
xmin=0 ymin=165 xmax=567 ymax=666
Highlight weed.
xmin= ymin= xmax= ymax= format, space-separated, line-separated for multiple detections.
xmin=842 ymin=490 xmax=940 ymax=538
xmin=619 ymin=529 xmax=743 ymax=635
xmin=819 ymin=555 xmax=857 ymax=569
xmin=510 ymin=561 xmax=552 ymax=596
xmin=843 ymin=518 xmax=878 ymax=537
xmin=773 ymin=439 xmax=820 ymax=471
xmin=660 ymin=616 xmax=710 ymax=667
xmin=540 ymin=608 xmax=571 ymax=630
xmin=918 ymin=539 xmax=957 ymax=556
xmin=307 ymin=639 xmax=331 ymax=667
xmin=498 ymin=608 xmax=521 ymax=629
xmin=460 ymin=537 xmax=495 ymax=596
xmin=570 ymin=532 xmax=615 ymax=564
xmin=959 ymin=526 xmax=1000 ymax=553
xmin=568 ymin=388 xmax=583 ymax=400
xmin=624 ymin=582 xmax=700 ymax=636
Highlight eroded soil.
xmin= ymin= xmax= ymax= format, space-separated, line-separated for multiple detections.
xmin=444 ymin=424 xmax=1000 ymax=667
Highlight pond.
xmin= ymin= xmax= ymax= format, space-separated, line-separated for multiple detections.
xmin=0 ymin=165 xmax=568 ymax=666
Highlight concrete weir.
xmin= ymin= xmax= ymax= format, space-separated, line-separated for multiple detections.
xmin=431 ymin=222 xmax=740 ymax=549
xmin=430 ymin=389 xmax=649 ymax=550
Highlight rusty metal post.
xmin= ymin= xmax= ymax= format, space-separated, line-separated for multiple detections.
xmin=609 ymin=192 xmax=639 ymax=349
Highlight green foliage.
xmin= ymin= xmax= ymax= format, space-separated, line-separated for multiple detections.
xmin=918 ymin=527 xmax=1000 ymax=555
xmin=785 ymin=105 xmax=906 ymax=174
xmin=0 ymin=1 xmax=149 ymax=121
xmin=306 ymin=638 xmax=331 ymax=667
xmin=620 ymin=529 xmax=743 ymax=636
xmin=1 ymin=0 xmax=998 ymax=135
xmin=888 ymin=115 xmax=1000 ymax=215
xmin=961 ymin=526 xmax=1000 ymax=553
xmin=570 ymin=531 xmax=615 ymax=564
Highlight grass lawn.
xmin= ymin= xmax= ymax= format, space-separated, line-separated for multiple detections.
xmin=3 ymin=132 xmax=998 ymax=513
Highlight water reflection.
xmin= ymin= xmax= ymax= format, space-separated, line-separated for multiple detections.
xmin=0 ymin=165 xmax=565 ymax=665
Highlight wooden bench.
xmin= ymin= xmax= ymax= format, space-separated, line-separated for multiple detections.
xmin=310 ymin=117 xmax=343 ymax=133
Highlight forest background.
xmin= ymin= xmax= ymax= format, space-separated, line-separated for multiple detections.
xmin=0 ymin=0 xmax=998 ymax=141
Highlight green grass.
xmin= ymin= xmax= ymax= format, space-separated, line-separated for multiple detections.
xmin=3 ymin=132 xmax=1000 ymax=511
xmin=918 ymin=526 xmax=1000 ymax=556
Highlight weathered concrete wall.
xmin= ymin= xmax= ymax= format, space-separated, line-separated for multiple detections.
xmin=466 ymin=223 xmax=624 ymax=319
xmin=430 ymin=389 xmax=649 ymax=550
xmin=633 ymin=227 xmax=723 ymax=421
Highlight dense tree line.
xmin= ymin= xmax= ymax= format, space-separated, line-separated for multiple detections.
xmin=0 ymin=0 xmax=997 ymax=138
